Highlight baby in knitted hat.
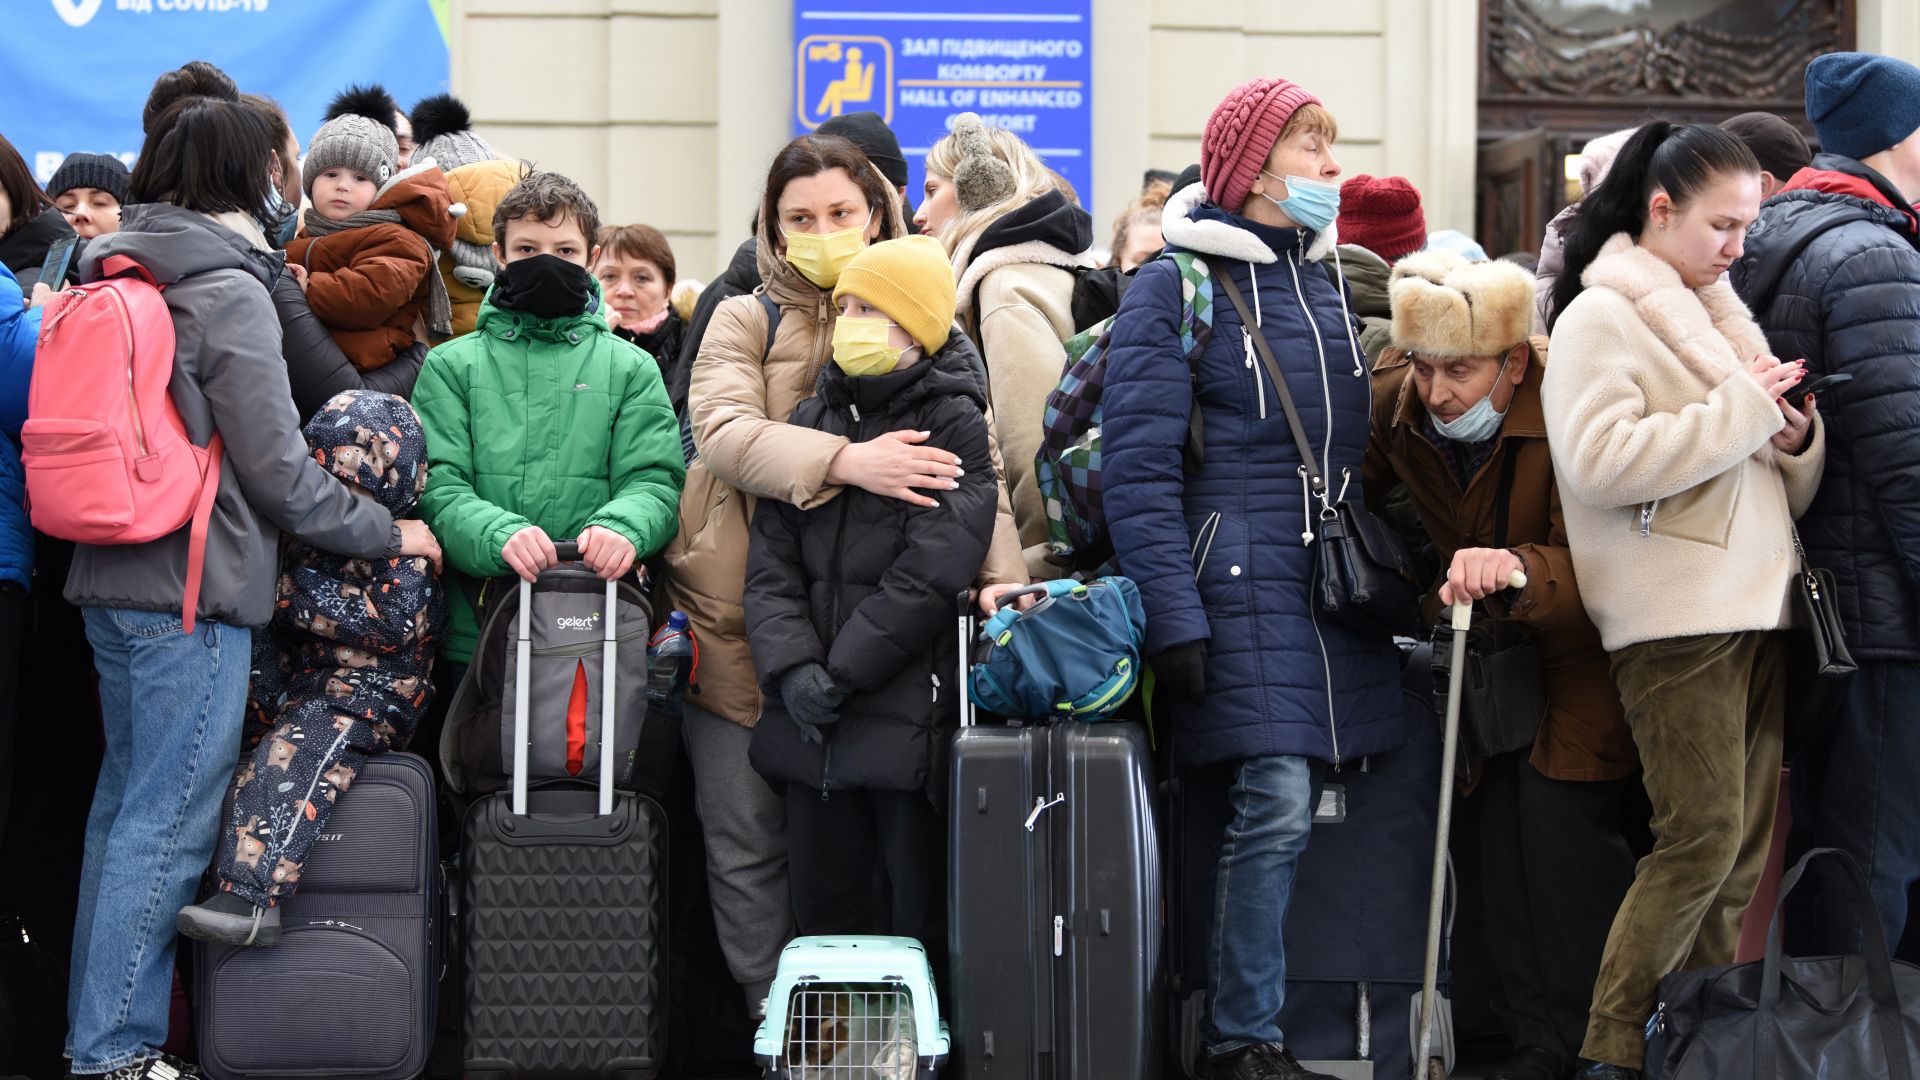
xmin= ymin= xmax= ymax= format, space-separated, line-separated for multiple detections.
xmin=286 ymin=111 xmax=458 ymax=372
xmin=742 ymin=236 xmax=997 ymax=908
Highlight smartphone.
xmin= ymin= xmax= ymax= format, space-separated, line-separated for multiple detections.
xmin=1799 ymin=372 xmax=1854 ymax=398
xmin=36 ymin=235 xmax=78 ymax=292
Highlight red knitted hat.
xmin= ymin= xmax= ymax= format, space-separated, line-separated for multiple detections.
xmin=1201 ymin=78 xmax=1322 ymax=213
xmin=1337 ymin=175 xmax=1427 ymax=262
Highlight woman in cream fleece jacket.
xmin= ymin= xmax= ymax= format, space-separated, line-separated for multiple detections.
xmin=1541 ymin=122 xmax=1825 ymax=1080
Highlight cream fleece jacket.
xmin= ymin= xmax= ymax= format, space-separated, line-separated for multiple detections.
xmin=1542 ymin=234 xmax=1825 ymax=651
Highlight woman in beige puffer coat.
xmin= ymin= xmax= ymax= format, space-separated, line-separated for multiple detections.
xmin=659 ymin=132 xmax=1025 ymax=1022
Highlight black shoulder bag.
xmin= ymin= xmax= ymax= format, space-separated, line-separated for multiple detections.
xmin=1436 ymin=448 xmax=1550 ymax=757
xmin=1206 ymin=258 xmax=1422 ymax=643
xmin=1792 ymin=525 xmax=1856 ymax=678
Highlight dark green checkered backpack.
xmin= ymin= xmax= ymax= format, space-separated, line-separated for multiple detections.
xmin=1034 ymin=251 xmax=1215 ymax=569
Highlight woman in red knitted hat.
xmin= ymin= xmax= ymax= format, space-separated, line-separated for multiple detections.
xmin=1103 ymin=77 xmax=1401 ymax=1080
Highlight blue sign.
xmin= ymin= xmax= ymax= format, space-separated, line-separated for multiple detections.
xmin=0 ymin=0 xmax=450 ymax=185
xmin=793 ymin=0 xmax=1093 ymax=210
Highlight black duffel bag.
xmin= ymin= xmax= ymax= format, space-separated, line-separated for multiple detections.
xmin=1644 ymin=847 xmax=1920 ymax=1079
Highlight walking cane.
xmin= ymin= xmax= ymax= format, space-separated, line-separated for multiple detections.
xmin=1416 ymin=568 xmax=1527 ymax=1079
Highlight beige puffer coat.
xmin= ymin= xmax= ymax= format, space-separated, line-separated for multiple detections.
xmin=661 ymin=203 xmax=1026 ymax=728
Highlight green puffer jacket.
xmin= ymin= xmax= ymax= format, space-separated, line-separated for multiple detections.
xmin=415 ymin=289 xmax=687 ymax=660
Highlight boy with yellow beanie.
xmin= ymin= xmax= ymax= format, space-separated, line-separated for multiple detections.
xmin=741 ymin=234 xmax=996 ymax=986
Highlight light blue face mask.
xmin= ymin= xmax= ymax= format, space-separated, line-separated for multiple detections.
xmin=1431 ymin=352 xmax=1514 ymax=444
xmin=1261 ymin=170 xmax=1340 ymax=235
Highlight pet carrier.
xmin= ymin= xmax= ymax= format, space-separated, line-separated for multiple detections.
xmin=754 ymin=936 xmax=950 ymax=1080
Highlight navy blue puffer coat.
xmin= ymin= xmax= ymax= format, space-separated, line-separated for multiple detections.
xmin=1733 ymin=156 xmax=1920 ymax=662
xmin=1103 ymin=184 xmax=1402 ymax=767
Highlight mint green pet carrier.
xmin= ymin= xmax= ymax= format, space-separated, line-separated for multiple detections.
xmin=753 ymin=936 xmax=950 ymax=1079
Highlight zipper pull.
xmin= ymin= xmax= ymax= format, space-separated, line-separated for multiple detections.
xmin=1052 ymin=914 xmax=1065 ymax=957
xmin=1639 ymin=503 xmax=1655 ymax=537
xmin=849 ymin=402 xmax=861 ymax=422
xmin=930 ymin=672 xmax=941 ymax=703
xmin=1242 ymin=329 xmax=1255 ymax=368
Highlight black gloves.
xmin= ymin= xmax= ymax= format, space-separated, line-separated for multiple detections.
xmin=1153 ymin=640 xmax=1209 ymax=703
xmin=779 ymin=662 xmax=845 ymax=744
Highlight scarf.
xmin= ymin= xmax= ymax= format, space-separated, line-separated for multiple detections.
xmin=301 ymin=206 xmax=453 ymax=338
xmin=625 ymin=306 xmax=669 ymax=335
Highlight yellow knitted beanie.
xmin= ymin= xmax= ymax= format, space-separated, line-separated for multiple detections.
xmin=833 ymin=234 xmax=956 ymax=354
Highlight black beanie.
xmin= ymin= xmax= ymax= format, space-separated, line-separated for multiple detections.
xmin=46 ymin=153 xmax=130 ymax=204
xmin=817 ymin=111 xmax=909 ymax=189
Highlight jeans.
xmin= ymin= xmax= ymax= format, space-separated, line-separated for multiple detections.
xmin=1207 ymin=753 xmax=1317 ymax=1054
xmin=66 ymin=607 xmax=250 ymax=1072
xmin=1787 ymin=658 xmax=1920 ymax=961
xmin=1582 ymin=631 xmax=1785 ymax=1069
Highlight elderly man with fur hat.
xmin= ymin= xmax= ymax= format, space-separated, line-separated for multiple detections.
xmin=1362 ymin=250 xmax=1638 ymax=1080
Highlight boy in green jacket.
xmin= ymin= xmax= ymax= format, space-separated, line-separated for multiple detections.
xmin=413 ymin=170 xmax=686 ymax=665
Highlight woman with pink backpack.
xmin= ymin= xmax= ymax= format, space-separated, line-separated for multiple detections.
xmin=41 ymin=93 xmax=440 ymax=1080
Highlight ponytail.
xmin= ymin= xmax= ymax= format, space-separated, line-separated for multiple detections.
xmin=1546 ymin=121 xmax=1759 ymax=330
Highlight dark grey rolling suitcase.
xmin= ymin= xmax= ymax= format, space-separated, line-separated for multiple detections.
xmin=194 ymin=751 xmax=441 ymax=1080
xmin=460 ymin=549 xmax=668 ymax=1080
xmin=948 ymin=594 xmax=1161 ymax=1080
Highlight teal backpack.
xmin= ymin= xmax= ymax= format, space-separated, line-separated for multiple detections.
xmin=1033 ymin=251 xmax=1216 ymax=569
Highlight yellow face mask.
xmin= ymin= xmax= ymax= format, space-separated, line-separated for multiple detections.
xmin=781 ymin=211 xmax=872 ymax=289
xmin=831 ymin=316 xmax=904 ymax=377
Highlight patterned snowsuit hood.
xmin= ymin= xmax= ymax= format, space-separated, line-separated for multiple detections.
xmin=303 ymin=390 xmax=429 ymax=518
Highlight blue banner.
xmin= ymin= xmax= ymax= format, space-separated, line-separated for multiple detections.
xmin=792 ymin=0 xmax=1094 ymax=210
xmin=0 ymin=0 xmax=450 ymax=185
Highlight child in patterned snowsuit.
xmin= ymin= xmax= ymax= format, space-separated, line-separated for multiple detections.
xmin=177 ymin=390 xmax=444 ymax=947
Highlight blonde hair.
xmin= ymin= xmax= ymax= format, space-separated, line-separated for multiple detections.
xmin=1110 ymin=179 xmax=1172 ymax=265
xmin=926 ymin=116 xmax=1077 ymax=269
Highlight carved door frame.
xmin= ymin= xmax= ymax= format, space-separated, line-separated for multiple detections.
xmin=1475 ymin=0 xmax=1855 ymax=252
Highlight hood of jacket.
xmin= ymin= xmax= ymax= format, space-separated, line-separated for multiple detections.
xmin=815 ymin=324 xmax=990 ymax=418
xmin=82 ymin=203 xmax=279 ymax=290
xmin=303 ymin=390 xmax=429 ymax=518
xmin=950 ymin=189 xmax=1093 ymax=309
xmin=373 ymin=160 xmax=459 ymax=251
xmin=752 ymin=164 xmax=910 ymax=310
xmin=1159 ymin=180 xmax=1339 ymax=266
xmin=0 ymin=206 xmax=76 ymax=278
xmin=1335 ymin=243 xmax=1391 ymax=318
xmin=1735 ymin=154 xmax=1920 ymax=308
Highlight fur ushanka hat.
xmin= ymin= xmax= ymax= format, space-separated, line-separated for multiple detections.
xmin=1389 ymin=249 xmax=1535 ymax=359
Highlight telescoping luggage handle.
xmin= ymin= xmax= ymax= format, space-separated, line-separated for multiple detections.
xmin=511 ymin=540 xmax=620 ymax=818
xmin=1416 ymin=570 xmax=1526 ymax=1075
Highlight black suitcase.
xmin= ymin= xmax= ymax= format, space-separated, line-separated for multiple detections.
xmin=461 ymin=555 xmax=668 ymax=1080
xmin=1168 ymin=643 xmax=1453 ymax=1080
xmin=948 ymin=593 xmax=1161 ymax=1080
xmin=193 ymin=751 xmax=441 ymax=1080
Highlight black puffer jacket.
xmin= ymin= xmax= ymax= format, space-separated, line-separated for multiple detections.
xmin=1733 ymin=154 xmax=1920 ymax=661
xmin=618 ymin=307 xmax=687 ymax=415
xmin=273 ymin=266 xmax=426 ymax=418
xmin=744 ymin=331 xmax=999 ymax=796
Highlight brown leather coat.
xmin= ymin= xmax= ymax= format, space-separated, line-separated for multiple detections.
xmin=1363 ymin=340 xmax=1637 ymax=782
xmin=286 ymin=165 xmax=456 ymax=372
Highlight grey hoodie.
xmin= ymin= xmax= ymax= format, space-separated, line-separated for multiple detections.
xmin=64 ymin=204 xmax=396 ymax=628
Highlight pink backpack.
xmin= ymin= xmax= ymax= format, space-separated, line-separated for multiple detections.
xmin=24 ymin=255 xmax=224 ymax=633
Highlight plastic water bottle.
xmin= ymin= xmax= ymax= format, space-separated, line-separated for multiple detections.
xmin=647 ymin=611 xmax=695 ymax=720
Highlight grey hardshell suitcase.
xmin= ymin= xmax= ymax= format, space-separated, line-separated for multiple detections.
xmin=194 ymin=751 xmax=441 ymax=1080
xmin=948 ymin=592 xmax=1162 ymax=1080
xmin=460 ymin=546 xmax=668 ymax=1079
